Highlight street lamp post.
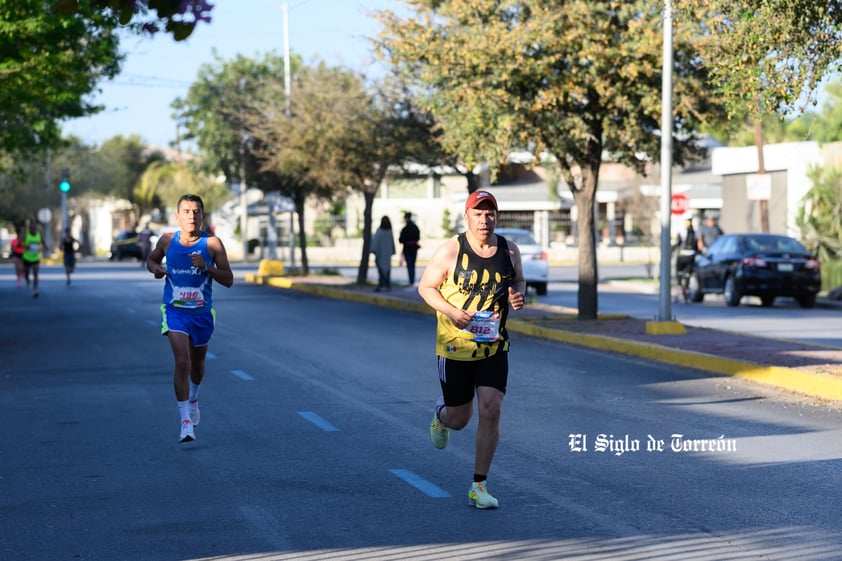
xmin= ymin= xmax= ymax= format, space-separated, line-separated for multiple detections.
xmin=657 ymin=0 xmax=675 ymax=323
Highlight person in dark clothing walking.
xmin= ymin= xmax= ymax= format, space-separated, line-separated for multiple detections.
xmin=673 ymin=218 xmax=697 ymax=302
xmin=399 ymin=212 xmax=421 ymax=286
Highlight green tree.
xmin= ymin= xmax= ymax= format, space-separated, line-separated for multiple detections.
xmin=172 ymin=51 xmax=298 ymax=186
xmin=717 ymin=78 xmax=842 ymax=146
xmin=54 ymin=0 xmax=213 ymax=41
xmin=339 ymin=76 xmax=445 ymax=285
xmin=244 ymin=63 xmax=373 ymax=276
xmin=93 ymin=135 xmax=162 ymax=202
xmin=136 ymin=160 xmax=229 ymax=219
xmin=0 ymin=136 xmax=98 ymax=228
xmin=377 ymin=0 xmax=727 ymax=319
xmin=687 ymin=1 xmax=842 ymax=231
xmin=173 ymin=50 xmax=304 ymax=266
xmin=0 ymin=153 xmax=50 ymax=226
xmin=687 ymin=1 xmax=842 ymax=122
xmin=0 ymin=0 xmax=122 ymax=156
xmin=797 ymin=164 xmax=842 ymax=263
xmin=790 ymin=79 xmax=842 ymax=144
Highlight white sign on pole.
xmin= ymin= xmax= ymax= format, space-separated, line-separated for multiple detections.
xmin=746 ymin=173 xmax=772 ymax=201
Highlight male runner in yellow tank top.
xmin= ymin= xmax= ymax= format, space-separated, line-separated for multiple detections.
xmin=418 ymin=189 xmax=526 ymax=509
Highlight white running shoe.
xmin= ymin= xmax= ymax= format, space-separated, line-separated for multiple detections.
xmin=469 ymin=481 xmax=499 ymax=509
xmin=179 ymin=419 xmax=195 ymax=443
xmin=189 ymin=400 xmax=200 ymax=426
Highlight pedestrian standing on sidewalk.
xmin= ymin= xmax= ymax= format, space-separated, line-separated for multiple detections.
xmin=146 ymin=194 xmax=234 ymax=443
xmin=697 ymin=214 xmax=723 ymax=253
xmin=371 ymin=215 xmax=395 ymax=292
xmin=61 ymin=227 xmax=80 ymax=286
xmin=417 ymin=189 xmax=526 ymax=509
xmin=398 ymin=211 xmax=421 ymax=286
xmin=22 ymin=220 xmax=48 ymax=298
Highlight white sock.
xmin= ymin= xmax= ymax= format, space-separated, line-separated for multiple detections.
xmin=189 ymin=383 xmax=200 ymax=402
xmin=177 ymin=400 xmax=191 ymax=422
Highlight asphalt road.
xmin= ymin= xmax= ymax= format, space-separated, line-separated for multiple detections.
xmin=2 ymin=262 xmax=842 ymax=560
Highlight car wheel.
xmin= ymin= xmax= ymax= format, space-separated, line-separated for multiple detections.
xmin=724 ymin=276 xmax=741 ymax=307
xmin=533 ymin=282 xmax=548 ymax=296
xmin=688 ymin=274 xmax=704 ymax=303
xmin=797 ymin=293 xmax=817 ymax=309
xmin=760 ymin=296 xmax=775 ymax=307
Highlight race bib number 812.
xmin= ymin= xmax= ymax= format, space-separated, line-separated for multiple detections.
xmin=459 ymin=310 xmax=500 ymax=342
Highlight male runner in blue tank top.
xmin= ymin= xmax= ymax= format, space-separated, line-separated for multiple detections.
xmin=418 ymin=189 xmax=526 ymax=508
xmin=147 ymin=194 xmax=234 ymax=443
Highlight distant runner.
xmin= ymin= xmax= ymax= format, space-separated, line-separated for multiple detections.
xmin=22 ymin=220 xmax=48 ymax=298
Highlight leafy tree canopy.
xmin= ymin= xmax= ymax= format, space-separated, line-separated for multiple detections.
xmin=172 ymin=50 xmax=300 ymax=184
xmin=375 ymin=0 xmax=729 ymax=319
xmin=0 ymin=0 xmax=122 ymax=155
xmin=685 ymin=0 xmax=842 ymax=120
xmin=54 ymin=0 xmax=213 ymax=41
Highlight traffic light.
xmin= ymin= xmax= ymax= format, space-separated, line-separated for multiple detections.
xmin=59 ymin=171 xmax=70 ymax=193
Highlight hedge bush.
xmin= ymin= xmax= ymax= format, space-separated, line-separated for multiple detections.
xmin=821 ymin=259 xmax=842 ymax=292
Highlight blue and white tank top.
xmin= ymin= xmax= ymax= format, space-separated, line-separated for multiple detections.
xmin=162 ymin=232 xmax=214 ymax=312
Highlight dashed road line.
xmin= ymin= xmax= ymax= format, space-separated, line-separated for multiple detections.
xmin=389 ymin=469 xmax=451 ymax=498
xmin=231 ymin=369 xmax=255 ymax=381
xmin=297 ymin=411 xmax=340 ymax=432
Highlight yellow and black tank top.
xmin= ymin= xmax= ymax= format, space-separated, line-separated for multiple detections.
xmin=435 ymin=232 xmax=516 ymax=360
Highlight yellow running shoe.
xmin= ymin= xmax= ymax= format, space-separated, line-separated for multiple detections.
xmin=469 ymin=481 xmax=499 ymax=509
xmin=429 ymin=397 xmax=450 ymax=449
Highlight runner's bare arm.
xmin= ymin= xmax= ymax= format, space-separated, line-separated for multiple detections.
xmin=417 ymin=237 xmax=474 ymax=329
xmin=147 ymin=232 xmax=172 ymax=278
xmin=507 ymin=244 xmax=526 ymax=311
xmin=206 ymin=237 xmax=234 ymax=288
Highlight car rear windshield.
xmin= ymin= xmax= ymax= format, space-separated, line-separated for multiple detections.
xmin=744 ymin=236 xmax=807 ymax=254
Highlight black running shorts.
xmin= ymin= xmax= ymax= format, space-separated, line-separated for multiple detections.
xmin=436 ymin=351 xmax=508 ymax=407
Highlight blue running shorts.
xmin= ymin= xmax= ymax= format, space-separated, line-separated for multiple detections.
xmin=160 ymin=305 xmax=216 ymax=347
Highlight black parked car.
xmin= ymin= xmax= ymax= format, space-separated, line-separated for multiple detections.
xmin=688 ymin=233 xmax=821 ymax=308
xmin=109 ymin=230 xmax=142 ymax=261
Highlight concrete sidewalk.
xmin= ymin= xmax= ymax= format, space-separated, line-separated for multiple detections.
xmin=245 ymin=272 xmax=842 ymax=404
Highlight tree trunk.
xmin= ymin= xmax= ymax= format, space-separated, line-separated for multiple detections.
xmin=574 ymin=166 xmax=599 ymax=320
xmin=356 ymin=189 xmax=376 ymax=285
xmin=754 ymin=119 xmax=769 ymax=233
xmin=294 ymin=194 xmax=309 ymax=276
xmin=465 ymin=171 xmax=481 ymax=193
xmin=80 ymin=208 xmax=92 ymax=257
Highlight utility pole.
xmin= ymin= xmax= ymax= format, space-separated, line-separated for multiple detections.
xmin=657 ymin=0 xmax=675 ymax=323
xmin=282 ymin=1 xmax=295 ymax=268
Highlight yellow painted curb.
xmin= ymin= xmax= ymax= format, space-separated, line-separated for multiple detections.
xmin=257 ymin=259 xmax=285 ymax=277
xmin=507 ymin=319 xmax=842 ymax=401
xmin=645 ymin=321 xmax=687 ymax=335
xmin=248 ymin=278 xmax=842 ymax=402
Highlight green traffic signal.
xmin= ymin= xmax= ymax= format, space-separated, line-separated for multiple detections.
xmin=59 ymin=179 xmax=71 ymax=192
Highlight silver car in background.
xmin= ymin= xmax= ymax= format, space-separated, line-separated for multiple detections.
xmin=495 ymin=228 xmax=549 ymax=295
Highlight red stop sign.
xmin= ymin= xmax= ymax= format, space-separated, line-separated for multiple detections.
xmin=671 ymin=193 xmax=689 ymax=215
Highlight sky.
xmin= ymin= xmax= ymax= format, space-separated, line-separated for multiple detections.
xmin=62 ymin=0 xmax=400 ymax=149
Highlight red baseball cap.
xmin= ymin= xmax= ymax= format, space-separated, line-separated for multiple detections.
xmin=465 ymin=190 xmax=498 ymax=211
